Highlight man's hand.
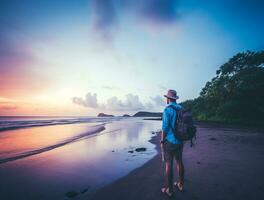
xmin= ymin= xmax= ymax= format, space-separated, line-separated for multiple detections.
xmin=161 ymin=131 xmax=166 ymax=142
xmin=160 ymin=131 xmax=166 ymax=162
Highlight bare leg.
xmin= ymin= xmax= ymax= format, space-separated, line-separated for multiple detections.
xmin=175 ymin=144 xmax=184 ymax=187
xmin=176 ymin=161 xmax=184 ymax=186
xmin=165 ymin=159 xmax=173 ymax=192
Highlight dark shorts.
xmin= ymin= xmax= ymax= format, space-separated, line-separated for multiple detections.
xmin=163 ymin=140 xmax=183 ymax=163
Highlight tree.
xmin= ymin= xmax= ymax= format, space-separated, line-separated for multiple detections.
xmin=181 ymin=50 xmax=264 ymax=125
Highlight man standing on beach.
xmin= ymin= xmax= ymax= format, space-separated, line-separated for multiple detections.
xmin=160 ymin=89 xmax=184 ymax=197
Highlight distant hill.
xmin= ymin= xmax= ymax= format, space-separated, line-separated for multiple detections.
xmin=97 ymin=113 xmax=114 ymax=117
xmin=133 ymin=111 xmax=162 ymax=117
xmin=122 ymin=114 xmax=131 ymax=117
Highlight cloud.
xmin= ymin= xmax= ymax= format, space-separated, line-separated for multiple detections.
xmin=0 ymin=101 xmax=17 ymax=110
xmin=105 ymin=94 xmax=145 ymax=111
xmin=91 ymin=0 xmax=117 ymax=42
xmin=140 ymin=0 xmax=179 ymax=26
xmin=90 ymin=0 xmax=179 ymax=42
xmin=72 ymin=92 xmax=165 ymax=111
xmin=101 ymin=85 xmax=120 ymax=90
xmin=0 ymin=105 xmax=17 ymax=110
xmin=72 ymin=93 xmax=98 ymax=108
xmin=150 ymin=95 xmax=166 ymax=107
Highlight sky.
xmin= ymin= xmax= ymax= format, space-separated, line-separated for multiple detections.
xmin=0 ymin=0 xmax=263 ymax=116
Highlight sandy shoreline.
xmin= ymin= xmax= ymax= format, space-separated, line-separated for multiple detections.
xmin=88 ymin=122 xmax=264 ymax=200
xmin=0 ymin=118 xmax=161 ymax=200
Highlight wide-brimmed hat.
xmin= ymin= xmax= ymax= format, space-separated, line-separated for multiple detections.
xmin=164 ymin=89 xmax=179 ymax=100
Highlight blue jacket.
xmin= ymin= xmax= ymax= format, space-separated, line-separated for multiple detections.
xmin=162 ymin=102 xmax=182 ymax=144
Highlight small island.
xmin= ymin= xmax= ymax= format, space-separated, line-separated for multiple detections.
xmin=122 ymin=114 xmax=131 ymax=117
xmin=97 ymin=113 xmax=115 ymax=117
xmin=133 ymin=111 xmax=162 ymax=117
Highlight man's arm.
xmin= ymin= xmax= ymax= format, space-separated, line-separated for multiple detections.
xmin=161 ymin=131 xmax=166 ymax=143
xmin=161 ymin=108 xmax=170 ymax=143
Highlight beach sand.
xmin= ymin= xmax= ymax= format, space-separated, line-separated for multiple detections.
xmin=89 ymin=122 xmax=264 ymax=200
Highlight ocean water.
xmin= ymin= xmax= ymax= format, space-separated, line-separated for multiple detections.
xmin=0 ymin=116 xmax=120 ymax=132
xmin=0 ymin=116 xmax=120 ymax=163
xmin=0 ymin=116 xmax=161 ymax=200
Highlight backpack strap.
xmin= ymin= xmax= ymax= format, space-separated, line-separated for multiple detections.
xmin=168 ymin=104 xmax=181 ymax=122
xmin=167 ymin=105 xmax=180 ymax=113
xmin=167 ymin=105 xmax=180 ymax=134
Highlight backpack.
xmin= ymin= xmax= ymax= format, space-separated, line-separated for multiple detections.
xmin=169 ymin=105 xmax=197 ymax=147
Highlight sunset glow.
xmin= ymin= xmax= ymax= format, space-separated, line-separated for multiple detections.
xmin=1 ymin=0 xmax=263 ymax=116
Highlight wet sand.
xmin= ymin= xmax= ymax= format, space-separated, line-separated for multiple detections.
xmin=0 ymin=119 xmax=161 ymax=200
xmin=89 ymin=122 xmax=264 ymax=200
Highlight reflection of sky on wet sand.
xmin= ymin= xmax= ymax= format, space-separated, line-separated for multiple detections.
xmin=0 ymin=122 xmax=101 ymax=159
xmin=0 ymin=118 xmax=161 ymax=200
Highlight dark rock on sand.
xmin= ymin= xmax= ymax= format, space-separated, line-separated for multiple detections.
xmin=81 ymin=188 xmax=89 ymax=194
xmin=135 ymin=147 xmax=147 ymax=152
xmin=152 ymin=131 xmax=161 ymax=134
xmin=65 ymin=191 xmax=78 ymax=198
xmin=97 ymin=113 xmax=114 ymax=117
xmin=128 ymin=150 xmax=134 ymax=153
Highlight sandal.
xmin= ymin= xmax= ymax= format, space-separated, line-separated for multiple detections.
xmin=174 ymin=181 xmax=184 ymax=192
xmin=161 ymin=187 xmax=173 ymax=197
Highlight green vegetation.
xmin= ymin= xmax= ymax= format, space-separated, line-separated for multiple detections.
xmin=181 ymin=50 xmax=264 ymax=125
